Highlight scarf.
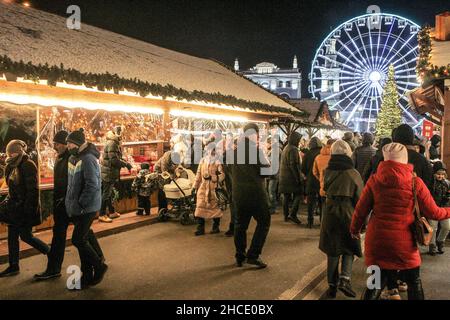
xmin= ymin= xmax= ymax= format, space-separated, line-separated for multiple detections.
xmin=327 ymin=154 xmax=354 ymax=171
xmin=5 ymin=152 xmax=24 ymax=169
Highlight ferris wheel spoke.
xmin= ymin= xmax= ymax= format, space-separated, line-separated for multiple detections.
xmin=343 ymin=28 xmax=373 ymax=70
xmin=336 ymin=38 xmax=371 ymax=71
xmin=398 ymin=97 xmax=419 ymax=123
xmin=339 ymin=81 xmax=372 ymax=113
xmin=316 ymin=54 xmax=361 ymax=73
xmin=355 ymin=23 xmax=374 ymax=69
xmin=382 ymin=46 xmax=418 ymax=71
xmin=391 ymin=57 xmax=418 ymax=71
xmin=344 ymin=84 xmax=374 ymax=125
xmin=376 ymin=21 xmax=396 ymax=70
xmin=374 ymin=20 xmax=383 ymax=72
xmin=378 ymin=33 xmax=417 ymax=71
xmin=336 ymin=50 xmax=370 ymax=72
xmin=325 ymin=79 xmax=370 ymax=101
xmin=375 ymin=18 xmax=408 ymax=69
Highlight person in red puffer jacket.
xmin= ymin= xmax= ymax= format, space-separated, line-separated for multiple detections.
xmin=350 ymin=143 xmax=450 ymax=300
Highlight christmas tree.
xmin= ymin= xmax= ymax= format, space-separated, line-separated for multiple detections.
xmin=375 ymin=65 xmax=402 ymax=138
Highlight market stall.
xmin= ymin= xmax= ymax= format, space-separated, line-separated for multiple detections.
xmin=0 ymin=2 xmax=304 ymax=238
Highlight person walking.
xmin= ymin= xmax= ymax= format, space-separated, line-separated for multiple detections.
xmin=193 ymin=142 xmax=226 ymax=236
xmin=279 ymin=132 xmax=303 ymax=225
xmin=393 ymin=124 xmax=433 ymax=189
xmin=428 ymin=161 xmax=450 ymax=255
xmin=66 ymin=129 xmax=107 ymax=289
xmin=343 ymin=132 xmax=356 ymax=152
xmin=352 ymin=132 xmax=376 ymax=177
xmin=99 ymin=126 xmax=132 ymax=223
xmin=362 ymin=137 xmax=392 ymax=183
xmin=429 ymin=135 xmax=441 ymax=161
xmin=320 ymin=140 xmax=363 ymax=299
xmin=302 ymin=137 xmax=323 ymax=228
xmin=131 ymin=162 xmax=153 ymax=216
xmin=34 ymin=131 xmax=71 ymax=280
xmin=351 ymin=143 xmax=450 ymax=300
xmin=313 ymin=139 xmax=335 ymax=219
xmin=0 ymin=140 xmax=49 ymax=277
xmin=231 ymin=123 xmax=271 ymax=268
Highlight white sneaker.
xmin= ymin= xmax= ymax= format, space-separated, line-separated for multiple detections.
xmin=108 ymin=212 xmax=121 ymax=219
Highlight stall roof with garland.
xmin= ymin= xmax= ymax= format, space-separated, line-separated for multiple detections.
xmin=0 ymin=2 xmax=301 ymax=116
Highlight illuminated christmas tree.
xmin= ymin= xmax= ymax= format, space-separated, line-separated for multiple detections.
xmin=375 ymin=64 xmax=402 ymax=138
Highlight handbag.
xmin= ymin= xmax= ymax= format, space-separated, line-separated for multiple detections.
xmin=411 ymin=176 xmax=434 ymax=246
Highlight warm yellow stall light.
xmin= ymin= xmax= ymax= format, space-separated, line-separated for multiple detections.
xmin=170 ymin=109 xmax=248 ymax=123
xmin=0 ymin=92 xmax=164 ymax=115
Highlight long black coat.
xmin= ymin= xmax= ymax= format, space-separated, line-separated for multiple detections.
xmin=279 ymin=136 xmax=303 ymax=195
xmin=302 ymin=146 xmax=322 ymax=194
xmin=4 ymin=155 xmax=41 ymax=227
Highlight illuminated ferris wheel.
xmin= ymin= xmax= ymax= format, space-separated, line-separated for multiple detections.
xmin=309 ymin=13 xmax=421 ymax=132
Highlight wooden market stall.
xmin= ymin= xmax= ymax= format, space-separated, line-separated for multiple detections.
xmin=0 ymin=2 xmax=305 ymax=238
xmin=410 ymin=15 xmax=450 ymax=165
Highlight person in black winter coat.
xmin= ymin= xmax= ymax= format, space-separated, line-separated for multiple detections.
xmin=0 ymin=140 xmax=49 ymax=277
xmin=362 ymin=137 xmax=392 ymax=183
xmin=352 ymin=132 xmax=376 ymax=178
xmin=34 ymin=131 xmax=70 ymax=280
xmin=393 ymin=124 xmax=433 ymax=190
xmin=302 ymin=137 xmax=323 ymax=227
xmin=429 ymin=135 xmax=441 ymax=160
xmin=231 ymin=123 xmax=271 ymax=268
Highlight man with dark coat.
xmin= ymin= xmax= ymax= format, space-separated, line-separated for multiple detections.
xmin=343 ymin=132 xmax=356 ymax=152
xmin=279 ymin=132 xmax=304 ymax=225
xmin=393 ymin=124 xmax=433 ymax=190
xmin=66 ymin=129 xmax=107 ymax=289
xmin=352 ymin=132 xmax=376 ymax=177
xmin=231 ymin=123 xmax=271 ymax=268
xmin=99 ymin=126 xmax=132 ymax=223
xmin=362 ymin=137 xmax=392 ymax=183
xmin=302 ymin=137 xmax=323 ymax=228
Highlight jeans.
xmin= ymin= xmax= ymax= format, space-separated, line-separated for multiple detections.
xmin=327 ymin=255 xmax=354 ymax=287
xmin=363 ymin=267 xmax=423 ymax=300
xmin=71 ymin=212 xmax=104 ymax=278
xmin=8 ymin=225 xmax=49 ymax=266
xmin=46 ymin=203 xmax=71 ymax=273
xmin=137 ymin=195 xmax=151 ymax=215
xmin=234 ymin=205 xmax=271 ymax=261
xmin=100 ymin=181 xmax=116 ymax=216
xmin=282 ymin=193 xmax=301 ymax=219
xmin=430 ymin=219 xmax=450 ymax=245
xmin=307 ymin=192 xmax=321 ymax=222
xmin=266 ymin=179 xmax=278 ymax=214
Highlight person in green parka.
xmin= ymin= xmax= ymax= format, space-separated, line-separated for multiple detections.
xmin=319 ymin=139 xmax=363 ymax=299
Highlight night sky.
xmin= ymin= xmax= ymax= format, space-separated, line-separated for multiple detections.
xmin=27 ymin=0 xmax=449 ymax=97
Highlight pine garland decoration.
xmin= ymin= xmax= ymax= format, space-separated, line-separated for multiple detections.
xmin=0 ymin=55 xmax=306 ymax=118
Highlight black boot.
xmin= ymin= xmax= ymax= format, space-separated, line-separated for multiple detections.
xmin=407 ymin=279 xmax=425 ymax=300
xmin=91 ymin=263 xmax=108 ymax=286
xmin=307 ymin=218 xmax=314 ymax=229
xmin=362 ymin=287 xmax=382 ymax=300
xmin=195 ymin=224 xmax=205 ymax=236
xmin=429 ymin=244 xmax=437 ymax=256
xmin=0 ymin=264 xmax=20 ymax=278
xmin=210 ymin=218 xmax=220 ymax=234
xmin=338 ymin=278 xmax=356 ymax=298
xmin=437 ymin=241 xmax=445 ymax=254
xmin=325 ymin=285 xmax=337 ymax=299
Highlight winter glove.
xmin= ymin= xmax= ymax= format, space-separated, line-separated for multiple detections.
xmin=125 ymin=162 xmax=133 ymax=171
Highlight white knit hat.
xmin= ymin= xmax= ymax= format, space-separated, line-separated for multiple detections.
xmin=331 ymin=139 xmax=353 ymax=157
xmin=382 ymin=142 xmax=408 ymax=164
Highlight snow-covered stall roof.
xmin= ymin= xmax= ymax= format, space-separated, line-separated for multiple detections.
xmin=0 ymin=2 xmax=298 ymax=113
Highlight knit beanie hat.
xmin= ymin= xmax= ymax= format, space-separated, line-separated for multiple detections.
xmin=53 ymin=130 xmax=69 ymax=145
xmin=433 ymin=161 xmax=447 ymax=174
xmin=331 ymin=139 xmax=353 ymax=157
xmin=362 ymin=132 xmax=375 ymax=146
xmin=393 ymin=124 xmax=414 ymax=146
xmin=382 ymin=143 xmax=408 ymax=164
xmin=6 ymin=139 xmax=27 ymax=157
xmin=66 ymin=128 xmax=86 ymax=147
xmin=343 ymin=132 xmax=354 ymax=140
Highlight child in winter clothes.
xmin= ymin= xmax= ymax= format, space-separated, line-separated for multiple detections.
xmin=132 ymin=163 xmax=155 ymax=216
xmin=429 ymin=161 xmax=450 ymax=255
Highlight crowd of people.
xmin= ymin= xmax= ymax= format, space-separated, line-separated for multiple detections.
xmin=0 ymin=121 xmax=449 ymax=300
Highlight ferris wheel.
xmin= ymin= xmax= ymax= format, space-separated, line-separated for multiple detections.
xmin=309 ymin=13 xmax=421 ymax=132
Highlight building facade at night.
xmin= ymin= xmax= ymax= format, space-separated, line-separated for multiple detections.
xmin=235 ymin=56 xmax=302 ymax=100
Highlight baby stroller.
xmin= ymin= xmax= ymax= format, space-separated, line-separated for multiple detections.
xmin=157 ymin=168 xmax=197 ymax=225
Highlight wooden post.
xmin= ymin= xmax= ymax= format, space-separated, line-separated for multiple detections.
xmin=442 ymin=87 xmax=450 ymax=167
